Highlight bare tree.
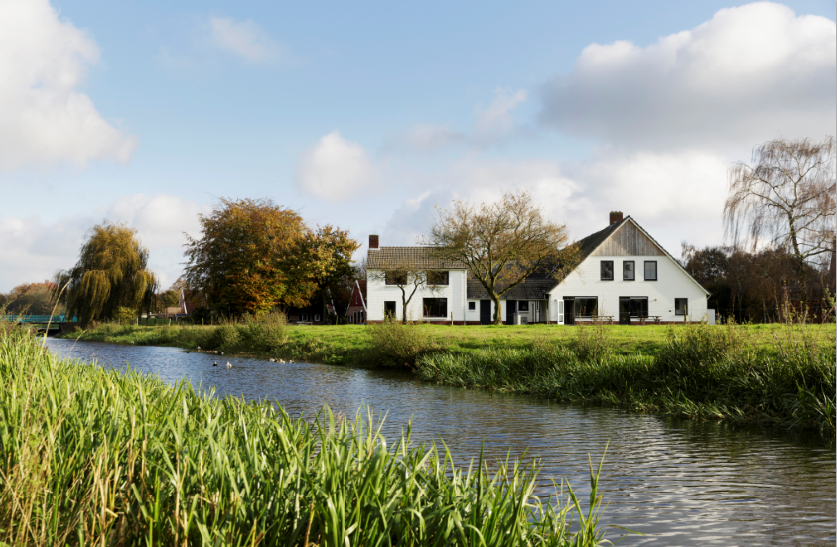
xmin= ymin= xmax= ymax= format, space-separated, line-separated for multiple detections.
xmin=424 ymin=190 xmax=571 ymax=325
xmin=367 ymin=259 xmax=441 ymax=324
xmin=724 ymin=137 xmax=836 ymax=284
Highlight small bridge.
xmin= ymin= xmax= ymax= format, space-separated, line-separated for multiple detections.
xmin=1 ymin=315 xmax=75 ymax=324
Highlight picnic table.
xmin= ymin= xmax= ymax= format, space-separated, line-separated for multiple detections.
xmin=637 ymin=316 xmax=661 ymax=325
xmin=575 ymin=315 xmax=615 ymax=324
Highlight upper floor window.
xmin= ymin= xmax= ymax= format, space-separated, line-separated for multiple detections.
xmin=623 ymin=261 xmax=635 ymax=281
xmin=675 ymin=298 xmax=688 ymax=316
xmin=426 ymin=270 xmax=449 ymax=285
xmin=600 ymin=260 xmax=614 ymax=280
xmin=644 ymin=261 xmax=657 ymax=281
xmin=385 ymin=272 xmax=407 ymax=285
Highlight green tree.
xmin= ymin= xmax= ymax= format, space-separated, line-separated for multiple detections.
xmin=305 ymin=225 xmax=360 ymax=323
xmin=160 ymin=290 xmax=180 ymax=309
xmin=425 ymin=190 xmax=572 ymax=325
xmin=55 ymin=222 xmax=158 ymax=327
xmin=1 ymin=282 xmax=60 ymax=315
xmin=184 ymin=198 xmax=314 ymax=316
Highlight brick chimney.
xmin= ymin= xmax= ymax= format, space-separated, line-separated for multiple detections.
xmin=609 ymin=211 xmax=624 ymax=225
xmin=369 ymin=234 xmax=379 ymax=249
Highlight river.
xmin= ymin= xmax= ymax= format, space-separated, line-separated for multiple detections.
xmin=45 ymin=338 xmax=834 ymax=546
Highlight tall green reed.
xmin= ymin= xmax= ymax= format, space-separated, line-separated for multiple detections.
xmin=0 ymin=326 xmax=615 ymax=546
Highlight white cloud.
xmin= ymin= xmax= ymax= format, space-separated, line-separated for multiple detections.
xmin=208 ymin=16 xmax=285 ymax=62
xmin=296 ymin=131 xmax=375 ymax=202
xmin=0 ymin=0 xmax=137 ymax=172
xmin=474 ymin=88 xmax=527 ymax=137
xmin=540 ymin=1 xmax=836 ymax=150
xmin=0 ymin=194 xmax=210 ymax=292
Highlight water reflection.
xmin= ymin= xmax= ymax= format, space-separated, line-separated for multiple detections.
xmin=45 ymin=338 xmax=835 ymax=546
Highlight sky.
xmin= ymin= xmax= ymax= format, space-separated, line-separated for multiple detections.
xmin=0 ymin=0 xmax=834 ymax=291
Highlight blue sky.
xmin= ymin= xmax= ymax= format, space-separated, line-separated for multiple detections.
xmin=0 ymin=0 xmax=834 ymax=291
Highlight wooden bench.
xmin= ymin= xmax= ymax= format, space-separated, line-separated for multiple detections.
xmin=574 ymin=315 xmax=615 ymax=325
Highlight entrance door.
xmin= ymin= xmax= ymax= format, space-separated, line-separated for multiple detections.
xmin=619 ymin=297 xmax=631 ymax=324
xmin=563 ymin=297 xmax=575 ymax=325
xmin=479 ymin=300 xmax=492 ymax=325
xmin=505 ymin=300 xmax=516 ymax=325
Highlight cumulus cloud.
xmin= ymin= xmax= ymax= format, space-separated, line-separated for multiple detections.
xmin=540 ymin=2 xmax=836 ymax=150
xmin=0 ymin=194 xmax=210 ymax=292
xmin=0 ymin=0 xmax=137 ymax=172
xmin=208 ymin=15 xmax=287 ymax=63
xmin=388 ymin=88 xmax=529 ymax=154
xmin=377 ymin=158 xmax=581 ymax=246
xmin=296 ymin=131 xmax=375 ymax=202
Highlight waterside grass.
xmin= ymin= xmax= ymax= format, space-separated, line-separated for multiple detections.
xmin=1 ymin=325 xmax=617 ymax=546
xmin=417 ymin=321 xmax=836 ymax=435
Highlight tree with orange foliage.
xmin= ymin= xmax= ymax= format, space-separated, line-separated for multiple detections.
xmin=184 ymin=198 xmax=314 ymax=316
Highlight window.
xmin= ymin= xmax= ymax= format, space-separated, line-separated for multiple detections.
xmin=558 ymin=300 xmax=564 ymax=323
xmin=601 ymin=260 xmax=614 ymax=280
xmin=385 ymin=272 xmax=407 ymax=285
xmin=468 ymin=301 xmax=476 ymax=311
xmin=675 ymin=298 xmax=688 ymax=316
xmin=427 ymin=271 xmax=449 ymax=285
xmin=573 ymin=297 xmax=598 ymax=317
xmin=314 ymin=314 xmax=321 ymax=322
xmin=623 ymin=261 xmax=635 ymax=281
xmin=383 ymin=301 xmax=396 ymax=318
xmin=517 ymin=301 xmax=529 ymax=312
xmin=301 ymin=314 xmax=309 ymax=321
xmin=619 ymin=297 xmax=648 ymax=317
xmin=644 ymin=261 xmax=657 ymax=281
xmin=423 ymin=298 xmax=448 ymax=318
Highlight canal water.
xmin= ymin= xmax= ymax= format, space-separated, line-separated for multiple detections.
xmin=45 ymin=338 xmax=834 ymax=546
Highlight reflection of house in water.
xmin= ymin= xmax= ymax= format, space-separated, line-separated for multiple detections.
xmin=366 ymin=211 xmax=710 ymax=325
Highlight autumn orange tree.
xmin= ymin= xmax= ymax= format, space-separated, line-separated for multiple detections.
xmin=184 ymin=198 xmax=315 ymax=316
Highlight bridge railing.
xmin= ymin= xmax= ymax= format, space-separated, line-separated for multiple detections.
xmin=0 ymin=315 xmax=77 ymax=323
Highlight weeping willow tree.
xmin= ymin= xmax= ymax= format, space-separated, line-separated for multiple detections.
xmin=54 ymin=222 xmax=158 ymax=327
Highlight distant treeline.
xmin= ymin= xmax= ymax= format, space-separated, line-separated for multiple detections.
xmin=0 ymin=281 xmax=61 ymax=315
xmin=681 ymin=244 xmax=834 ymax=323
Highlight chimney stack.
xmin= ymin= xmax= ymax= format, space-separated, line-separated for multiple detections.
xmin=609 ymin=211 xmax=624 ymax=225
xmin=369 ymin=234 xmax=379 ymax=249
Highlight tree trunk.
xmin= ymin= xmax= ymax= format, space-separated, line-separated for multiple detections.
xmin=492 ymin=294 xmax=503 ymax=325
xmin=401 ymin=291 xmax=408 ymax=325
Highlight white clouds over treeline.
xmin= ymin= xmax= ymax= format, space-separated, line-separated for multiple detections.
xmin=0 ymin=0 xmax=137 ymax=171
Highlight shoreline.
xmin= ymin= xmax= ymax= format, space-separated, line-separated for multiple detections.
xmin=57 ymin=322 xmax=836 ymax=435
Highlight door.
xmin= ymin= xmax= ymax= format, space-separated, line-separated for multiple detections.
xmin=479 ymin=300 xmax=492 ymax=325
xmin=384 ymin=301 xmax=396 ymax=319
xmin=563 ymin=297 xmax=574 ymax=325
xmin=505 ymin=300 xmax=516 ymax=324
xmin=619 ymin=297 xmax=631 ymax=324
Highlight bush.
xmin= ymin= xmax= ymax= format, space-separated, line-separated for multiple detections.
xmin=367 ymin=317 xmax=437 ymax=368
xmin=114 ymin=306 xmax=137 ymax=325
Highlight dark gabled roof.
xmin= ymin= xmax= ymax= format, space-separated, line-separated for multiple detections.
xmin=366 ymin=247 xmax=466 ymax=270
xmin=574 ymin=217 xmax=630 ymax=261
xmin=466 ymin=278 xmax=557 ymax=300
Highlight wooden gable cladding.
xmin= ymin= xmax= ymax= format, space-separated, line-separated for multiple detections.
xmin=591 ymin=221 xmax=664 ymax=256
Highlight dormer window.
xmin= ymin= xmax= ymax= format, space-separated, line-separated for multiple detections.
xmin=427 ymin=271 xmax=449 ymax=285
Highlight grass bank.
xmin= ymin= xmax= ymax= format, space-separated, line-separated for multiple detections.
xmin=417 ymin=321 xmax=836 ymax=435
xmin=1 ymin=326 xmax=616 ymax=546
xmin=59 ymin=318 xmax=835 ymax=433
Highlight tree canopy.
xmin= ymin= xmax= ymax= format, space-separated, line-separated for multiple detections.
xmin=0 ymin=282 xmax=60 ymax=315
xmin=424 ymin=190 xmax=572 ymax=325
xmin=305 ymin=225 xmax=360 ymax=323
xmin=55 ymin=222 xmax=158 ymax=327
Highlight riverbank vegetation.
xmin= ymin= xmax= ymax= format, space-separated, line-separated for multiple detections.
xmin=61 ymin=318 xmax=835 ymax=433
xmin=1 ymin=324 xmax=616 ymax=546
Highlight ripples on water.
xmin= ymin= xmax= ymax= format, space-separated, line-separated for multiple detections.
xmin=46 ymin=339 xmax=835 ymax=546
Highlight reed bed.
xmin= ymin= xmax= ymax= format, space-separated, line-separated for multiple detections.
xmin=0 ymin=326 xmax=616 ymax=546
xmin=416 ymin=321 xmax=836 ymax=435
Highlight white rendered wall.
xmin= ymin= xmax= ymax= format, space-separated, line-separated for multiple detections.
xmin=548 ymin=255 xmax=708 ymax=323
xmin=367 ymin=270 xmax=467 ymax=322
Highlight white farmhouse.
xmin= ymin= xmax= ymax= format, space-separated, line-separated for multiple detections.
xmin=366 ymin=212 xmax=710 ymax=325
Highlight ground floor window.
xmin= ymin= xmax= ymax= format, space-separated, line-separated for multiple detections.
xmin=619 ymin=297 xmax=648 ymax=318
xmin=384 ymin=301 xmax=396 ymax=318
xmin=468 ymin=301 xmax=476 ymax=310
xmin=423 ymin=298 xmax=447 ymax=318
xmin=675 ymin=298 xmax=688 ymax=316
xmin=573 ymin=297 xmax=598 ymax=317
xmin=314 ymin=314 xmax=321 ymax=322
xmin=517 ymin=301 xmax=529 ymax=312
xmin=301 ymin=314 xmax=309 ymax=321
